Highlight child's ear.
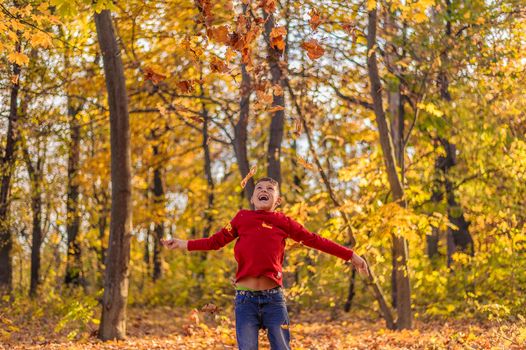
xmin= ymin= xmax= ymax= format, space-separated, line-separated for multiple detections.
xmin=276 ymin=196 xmax=282 ymax=206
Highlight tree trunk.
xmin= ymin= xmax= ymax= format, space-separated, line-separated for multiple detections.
xmin=65 ymin=100 xmax=83 ymax=286
xmin=233 ymin=63 xmax=255 ymax=205
xmin=152 ymin=144 xmax=164 ymax=281
xmin=23 ymin=141 xmax=45 ymax=298
xmin=263 ymin=12 xmax=286 ymax=186
xmin=436 ymin=0 xmax=474 ymax=265
xmin=95 ymin=9 xmax=132 ymax=340
xmin=0 ymin=43 xmax=21 ymax=295
xmin=367 ymin=7 xmax=412 ymax=330
xmin=387 ymin=52 xmax=405 ymax=311
xmin=198 ymin=94 xmax=214 ymax=287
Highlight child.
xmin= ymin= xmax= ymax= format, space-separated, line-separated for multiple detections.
xmin=161 ymin=177 xmax=369 ymax=350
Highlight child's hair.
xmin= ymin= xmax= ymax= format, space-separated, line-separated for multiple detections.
xmin=254 ymin=177 xmax=279 ymax=187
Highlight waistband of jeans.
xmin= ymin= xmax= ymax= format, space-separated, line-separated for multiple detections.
xmin=235 ymin=286 xmax=282 ymax=296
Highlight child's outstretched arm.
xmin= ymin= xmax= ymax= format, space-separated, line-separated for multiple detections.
xmin=162 ymin=213 xmax=239 ymax=252
xmin=286 ymin=216 xmax=369 ymax=277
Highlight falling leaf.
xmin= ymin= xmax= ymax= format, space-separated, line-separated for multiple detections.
xmin=207 ymin=25 xmax=230 ymax=44
xmin=256 ymin=89 xmax=274 ymax=105
xmin=301 ymin=39 xmax=325 ymax=60
xmin=176 ymin=80 xmax=195 ymax=93
xmin=201 ymin=303 xmax=220 ymax=314
xmin=7 ymin=52 xmax=30 ymax=66
xmin=268 ymin=105 xmax=285 ymax=113
xmin=258 ymin=0 xmax=276 ymax=13
xmin=293 ymin=118 xmax=302 ymax=138
xmin=270 ymin=26 xmax=287 ymax=52
xmin=144 ymin=66 xmax=167 ymax=84
xmin=309 ymin=8 xmax=323 ymax=31
xmin=210 ymin=56 xmax=229 ymax=73
xmin=189 ymin=309 xmax=200 ymax=325
xmin=297 ymin=155 xmax=315 ymax=170
xmin=241 ymin=165 xmax=257 ymax=189
xmin=196 ymin=0 xmax=214 ymax=26
xmin=11 ymin=74 xmax=19 ymax=85
xmin=272 ymin=84 xmax=283 ymax=96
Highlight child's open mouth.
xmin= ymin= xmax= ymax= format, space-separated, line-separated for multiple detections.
xmin=258 ymin=194 xmax=269 ymax=201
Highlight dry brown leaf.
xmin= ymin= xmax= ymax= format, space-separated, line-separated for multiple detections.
xmin=309 ymin=8 xmax=323 ymax=31
xmin=210 ymin=56 xmax=229 ymax=73
xmin=301 ymin=39 xmax=325 ymax=60
xmin=176 ymin=80 xmax=195 ymax=93
xmin=270 ymin=26 xmax=287 ymax=52
xmin=268 ymin=105 xmax=285 ymax=113
xmin=241 ymin=165 xmax=257 ymax=189
xmin=144 ymin=66 xmax=167 ymax=84
xmin=293 ymin=118 xmax=302 ymax=137
xmin=201 ymin=303 xmax=221 ymax=314
xmin=256 ymin=89 xmax=274 ymax=105
xmin=259 ymin=0 xmax=276 ymax=13
xmin=297 ymin=155 xmax=315 ymax=170
xmin=207 ymin=25 xmax=230 ymax=44
xmin=272 ymin=84 xmax=284 ymax=96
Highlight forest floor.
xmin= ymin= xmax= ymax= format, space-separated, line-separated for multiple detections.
xmin=2 ymin=306 xmax=526 ymax=349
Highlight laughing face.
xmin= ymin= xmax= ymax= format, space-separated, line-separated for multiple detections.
xmin=250 ymin=180 xmax=281 ymax=211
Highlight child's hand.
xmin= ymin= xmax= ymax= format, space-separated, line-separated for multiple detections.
xmin=349 ymin=253 xmax=369 ymax=277
xmin=160 ymin=238 xmax=188 ymax=251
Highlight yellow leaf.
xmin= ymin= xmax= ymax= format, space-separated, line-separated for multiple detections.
xmin=7 ymin=52 xmax=29 ymax=66
xmin=30 ymin=31 xmax=53 ymax=48
xmin=366 ymin=0 xmax=376 ymax=11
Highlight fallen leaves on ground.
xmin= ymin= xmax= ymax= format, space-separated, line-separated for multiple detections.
xmin=2 ymin=307 xmax=525 ymax=349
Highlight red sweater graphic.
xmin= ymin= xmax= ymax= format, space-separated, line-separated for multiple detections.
xmin=187 ymin=210 xmax=354 ymax=286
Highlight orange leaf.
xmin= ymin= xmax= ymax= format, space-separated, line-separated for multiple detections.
xmin=256 ymin=89 xmax=274 ymax=105
xmin=11 ymin=74 xmax=19 ymax=85
xmin=176 ymin=80 xmax=195 ymax=93
xmin=309 ymin=8 xmax=322 ymax=31
xmin=210 ymin=56 xmax=229 ymax=73
xmin=268 ymin=105 xmax=285 ymax=113
xmin=201 ymin=303 xmax=221 ymax=314
xmin=241 ymin=165 xmax=257 ymax=189
xmin=272 ymin=84 xmax=283 ymax=96
xmin=259 ymin=0 xmax=276 ymax=13
xmin=207 ymin=25 xmax=230 ymax=44
xmin=301 ymin=39 xmax=325 ymax=60
xmin=293 ymin=118 xmax=302 ymax=138
xmin=144 ymin=66 xmax=167 ymax=84
xmin=270 ymin=26 xmax=287 ymax=52
xmin=297 ymin=155 xmax=315 ymax=170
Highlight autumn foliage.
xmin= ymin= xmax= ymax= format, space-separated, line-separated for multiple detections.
xmin=1 ymin=0 xmax=526 ymax=348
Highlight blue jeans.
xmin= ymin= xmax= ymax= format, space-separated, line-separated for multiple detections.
xmin=234 ymin=287 xmax=291 ymax=350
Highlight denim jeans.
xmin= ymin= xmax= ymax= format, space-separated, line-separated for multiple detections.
xmin=234 ymin=287 xmax=291 ymax=350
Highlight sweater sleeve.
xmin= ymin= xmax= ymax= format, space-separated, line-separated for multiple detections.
xmin=286 ymin=215 xmax=354 ymax=261
xmin=187 ymin=212 xmax=239 ymax=251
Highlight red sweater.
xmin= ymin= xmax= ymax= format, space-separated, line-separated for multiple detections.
xmin=187 ymin=209 xmax=354 ymax=287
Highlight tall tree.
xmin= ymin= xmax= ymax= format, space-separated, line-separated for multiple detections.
xmin=95 ymin=9 xmax=133 ymax=340
xmin=20 ymin=117 xmax=46 ymax=298
xmin=0 ymin=39 xmax=21 ymax=295
xmin=263 ymin=11 xmax=286 ymax=186
xmin=367 ymin=6 xmax=412 ymax=330
xmin=64 ymin=98 xmax=84 ymax=286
